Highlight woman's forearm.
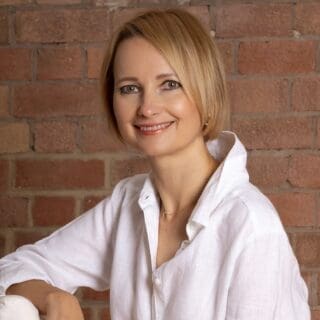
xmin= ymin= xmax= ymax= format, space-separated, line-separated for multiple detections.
xmin=7 ymin=280 xmax=61 ymax=314
xmin=6 ymin=280 xmax=84 ymax=319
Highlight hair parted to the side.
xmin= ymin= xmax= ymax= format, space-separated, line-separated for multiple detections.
xmin=100 ymin=8 xmax=229 ymax=142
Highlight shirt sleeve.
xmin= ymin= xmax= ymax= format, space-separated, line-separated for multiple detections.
xmin=0 ymin=195 xmax=115 ymax=295
xmin=226 ymin=233 xmax=310 ymax=320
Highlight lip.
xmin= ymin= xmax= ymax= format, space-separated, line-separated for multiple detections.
xmin=134 ymin=121 xmax=174 ymax=135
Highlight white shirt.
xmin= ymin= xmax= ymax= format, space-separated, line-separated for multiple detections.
xmin=0 ymin=132 xmax=310 ymax=320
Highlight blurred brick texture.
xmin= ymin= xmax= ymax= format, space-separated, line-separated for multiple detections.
xmin=0 ymin=0 xmax=319 ymax=319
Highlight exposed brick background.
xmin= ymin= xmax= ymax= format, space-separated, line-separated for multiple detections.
xmin=0 ymin=1 xmax=318 ymax=319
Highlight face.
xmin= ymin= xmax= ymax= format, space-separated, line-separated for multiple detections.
xmin=112 ymin=36 xmax=204 ymax=158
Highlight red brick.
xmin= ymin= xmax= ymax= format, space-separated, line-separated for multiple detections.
xmin=95 ymin=0 xmax=136 ymax=5
xmin=36 ymin=0 xmax=81 ymax=4
xmin=292 ymin=78 xmax=320 ymax=111
xmin=80 ymin=119 xmax=124 ymax=153
xmin=14 ymin=230 xmax=49 ymax=250
xmin=313 ymin=310 xmax=320 ymax=320
xmin=111 ymin=158 xmax=149 ymax=187
xmin=0 ymin=234 xmax=5 ymax=257
xmin=112 ymin=7 xmax=210 ymax=31
xmin=0 ymin=10 xmax=8 ymax=44
xmin=16 ymin=9 xmax=110 ymax=43
xmin=82 ymin=288 xmax=108 ymax=301
xmin=37 ymin=47 xmax=82 ymax=80
xmin=295 ymin=233 xmax=320 ymax=268
xmin=0 ymin=86 xmax=9 ymax=117
xmin=185 ymin=6 xmax=210 ymax=30
xmin=82 ymin=195 xmax=106 ymax=212
xmin=0 ymin=122 xmax=30 ymax=154
xmin=295 ymin=3 xmax=320 ymax=35
xmin=0 ymin=0 xmax=32 ymax=5
xmin=0 ymin=197 xmax=28 ymax=227
xmin=112 ymin=8 xmax=146 ymax=31
xmin=301 ymin=271 xmax=314 ymax=307
xmin=238 ymin=40 xmax=316 ymax=74
xmin=229 ymin=79 xmax=289 ymax=114
xmin=34 ymin=121 xmax=77 ymax=153
xmin=99 ymin=307 xmax=111 ymax=320
xmin=247 ymin=155 xmax=288 ymax=188
xmin=13 ymin=83 xmax=103 ymax=118
xmin=81 ymin=307 xmax=93 ymax=320
xmin=15 ymin=159 xmax=105 ymax=189
xmin=318 ymin=273 xmax=320 ymax=308
xmin=317 ymin=119 xmax=320 ymax=149
xmin=0 ymin=160 xmax=9 ymax=192
xmin=215 ymin=4 xmax=291 ymax=38
xmin=289 ymin=154 xmax=320 ymax=189
xmin=87 ymin=46 xmax=105 ymax=79
xmin=33 ymin=196 xmax=75 ymax=227
xmin=232 ymin=117 xmax=313 ymax=150
xmin=268 ymin=193 xmax=315 ymax=227
xmin=216 ymin=42 xmax=233 ymax=74
xmin=0 ymin=48 xmax=32 ymax=80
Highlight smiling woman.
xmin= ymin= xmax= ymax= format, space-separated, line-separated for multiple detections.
xmin=0 ymin=8 xmax=310 ymax=320
xmin=101 ymin=9 xmax=228 ymax=143
xmin=112 ymin=36 xmax=204 ymax=158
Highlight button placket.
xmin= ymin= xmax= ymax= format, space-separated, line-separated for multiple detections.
xmin=153 ymin=275 xmax=161 ymax=287
xmin=152 ymin=271 xmax=165 ymax=320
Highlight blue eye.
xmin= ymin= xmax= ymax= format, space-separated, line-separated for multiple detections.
xmin=119 ymin=85 xmax=140 ymax=95
xmin=163 ymin=80 xmax=182 ymax=90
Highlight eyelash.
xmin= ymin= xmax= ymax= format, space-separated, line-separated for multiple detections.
xmin=163 ymin=80 xmax=182 ymax=90
xmin=119 ymin=85 xmax=139 ymax=95
xmin=119 ymin=80 xmax=182 ymax=95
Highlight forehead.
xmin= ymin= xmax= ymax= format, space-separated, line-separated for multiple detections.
xmin=113 ymin=37 xmax=175 ymax=79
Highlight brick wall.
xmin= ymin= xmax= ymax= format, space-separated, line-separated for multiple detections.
xmin=0 ymin=0 xmax=319 ymax=319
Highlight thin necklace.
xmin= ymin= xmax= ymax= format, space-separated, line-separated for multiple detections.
xmin=160 ymin=208 xmax=176 ymax=216
xmin=160 ymin=201 xmax=195 ymax=217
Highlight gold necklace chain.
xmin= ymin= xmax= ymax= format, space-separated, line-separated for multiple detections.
xmin=160 ymin=202 xmax=195 ymax=217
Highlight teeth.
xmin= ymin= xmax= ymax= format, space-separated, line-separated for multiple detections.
xmin=139 ymin=122 xmax=172 ymax=132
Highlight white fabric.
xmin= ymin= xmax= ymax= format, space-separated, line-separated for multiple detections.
xmin=0 ymin=132 xmax=310 ymax=320
xmin=0 ymin=295 xmax=40 ymax=320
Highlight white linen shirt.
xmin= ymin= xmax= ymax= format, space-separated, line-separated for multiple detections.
xmin=0 ymin=131 xmax=310 ymax=320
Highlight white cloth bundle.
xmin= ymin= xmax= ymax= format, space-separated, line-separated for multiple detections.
xmin=0 ymin=295 xmax=41 ymax=320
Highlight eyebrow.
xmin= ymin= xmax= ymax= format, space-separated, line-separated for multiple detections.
xmin=115 ymin=73 xmax=178 ymax=85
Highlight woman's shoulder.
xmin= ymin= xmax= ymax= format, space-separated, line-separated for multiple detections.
xmin=109 ymin=173 xmax=150 ymax=207
xmin=219 ymin=182 xmax=285 ymax=239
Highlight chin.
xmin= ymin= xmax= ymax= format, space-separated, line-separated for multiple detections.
xmin=131 ymin=143 xmax=171 ymax=158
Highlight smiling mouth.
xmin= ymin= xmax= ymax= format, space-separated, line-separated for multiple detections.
xmin=135 ymin=122 xmax=174 ymax=134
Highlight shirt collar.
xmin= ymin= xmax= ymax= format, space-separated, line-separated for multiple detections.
xmin=189 ymin=131 xmax=249 ymax=228
xmin=138 ymin=173 xmax=159 ymax=211
xmin=138 ymin=131 xmax=249 ymax=225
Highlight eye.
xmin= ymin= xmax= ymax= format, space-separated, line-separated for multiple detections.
xmin=119 ymin=85 xmax=140 ymax=95
xmin=162 ymin=80 xmax=182 ymax=90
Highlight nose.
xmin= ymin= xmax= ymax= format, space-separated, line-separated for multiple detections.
xmin=137 ymin=89 xmax=162 ymax=117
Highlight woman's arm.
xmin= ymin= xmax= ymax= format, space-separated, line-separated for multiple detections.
xmin=226 ymin=233 xmax=310 ymax=320
xmin=0 ymin=196 xmax=116 ymax=319
xmin=7 ymin=280 xmax=84 ymax=319
xmin=0 ymin=196 xmax=114 ymax=296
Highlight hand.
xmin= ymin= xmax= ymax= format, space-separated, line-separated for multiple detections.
xmin=44 ymin=291 xmax=84 ymax=320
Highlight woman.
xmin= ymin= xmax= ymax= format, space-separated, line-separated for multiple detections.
xmin=0 ymin=9 xmax=310 ymax=320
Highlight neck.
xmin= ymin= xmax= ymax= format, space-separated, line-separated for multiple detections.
xmin=149 ymin=137 xmax=219 ymax=220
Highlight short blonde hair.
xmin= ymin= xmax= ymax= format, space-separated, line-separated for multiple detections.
xmin=101 ymin=8 xmax=229 ymax=141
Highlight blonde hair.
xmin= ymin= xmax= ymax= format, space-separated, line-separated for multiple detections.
xmin=101 ymin=8 xmax=229 ymax=141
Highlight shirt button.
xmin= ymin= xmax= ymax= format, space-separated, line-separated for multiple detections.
xmin=153 ymin=276 xmax=161 ymax=286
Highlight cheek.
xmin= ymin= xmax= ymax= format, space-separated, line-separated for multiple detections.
xmin=113 ymin=96 xmax=136 ymax=131
xmin=172 ymin=97 xmax=201 ymax=120
xmin=113 ymin=96 xmax=126 ymax=123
